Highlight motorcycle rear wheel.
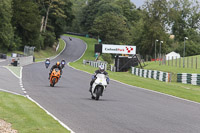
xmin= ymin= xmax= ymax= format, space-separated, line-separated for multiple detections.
xmin=95 ymin=87 xmax=102 ymax=100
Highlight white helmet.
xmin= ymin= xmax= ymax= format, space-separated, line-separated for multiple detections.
xmin=99 ymin=65 xmax=105 ymax=72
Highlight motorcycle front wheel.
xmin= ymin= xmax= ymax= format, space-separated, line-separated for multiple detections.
xmin=52 ymin=78 xmax=56 ymax=87
xmin=95 ymin=86 xmax=102 ymax=100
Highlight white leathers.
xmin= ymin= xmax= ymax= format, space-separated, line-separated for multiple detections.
xmin=91 ymin=74 xmax=108 ymax=100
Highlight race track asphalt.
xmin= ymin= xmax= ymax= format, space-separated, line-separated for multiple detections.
xmin=22 ymin=36 xmax=200 ymax=133
xmin=0 ymin=66 xmax=23 ymax=95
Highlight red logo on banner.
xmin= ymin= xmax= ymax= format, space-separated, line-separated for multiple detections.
xmin=126 ymin=47 xmax=134 ymax=53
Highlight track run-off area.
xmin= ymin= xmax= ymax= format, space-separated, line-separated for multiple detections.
xmin=1 ymin=36 xmax=200 ymax=133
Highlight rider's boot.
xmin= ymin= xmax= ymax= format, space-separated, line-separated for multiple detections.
xmin=89 ymin=86 xmax=92 ymax=92
xmin=48 ymin=73 xmax=51 ymax=79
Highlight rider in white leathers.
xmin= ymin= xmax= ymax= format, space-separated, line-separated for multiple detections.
xmin=89 ymin=65 xmax=109 ymax=92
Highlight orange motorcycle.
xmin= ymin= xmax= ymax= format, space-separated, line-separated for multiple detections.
xmin=50 ymin=68 xmax=61 ymax=87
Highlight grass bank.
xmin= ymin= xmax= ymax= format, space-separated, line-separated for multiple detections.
xmin=4 ymin=66 xmax=21 ymax=78
xmin=144 ymin=56 xmax=200 ymax=74
xmin=35 ymin=39 xmax=65 ymax=62
xmin=0 ymin=92 xmax=69 ymax=133
xmin=1 ymin=38 xmax=69 ymax=132
xmin=66 ymin=34 xmax=200 ymax=103
xmin=6 ymin=39 xmax=65 ymax=62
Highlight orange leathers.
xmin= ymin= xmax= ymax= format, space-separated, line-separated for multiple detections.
xmin=50 ymin=68 xmax=61 ymax=87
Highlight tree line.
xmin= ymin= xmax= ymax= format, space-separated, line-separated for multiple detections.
xmin=0 ymin=0 xmax=74 ymax=53
xmin=68 ymin=0 xmax=200 ymax=57
xmin=1 ymin=0 xmax=200 ymax=58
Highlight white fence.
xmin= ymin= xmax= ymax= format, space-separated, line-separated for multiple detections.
xmin=83 ymin=60 xmax=107 ymax=70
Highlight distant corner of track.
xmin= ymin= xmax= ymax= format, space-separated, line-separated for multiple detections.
xmin=35 ymin=37 xmax=67 ymax=64
xmin=23 ymin=36 xmax=75 ymax=133
xmin=50 ymin=37 xmax=67 ymax=60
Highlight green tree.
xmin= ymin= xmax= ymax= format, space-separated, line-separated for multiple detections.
xmin=38 ymin=0 xmax=74 ymax=39
xmin=0 ymin=0 xmax=14 ymax=52
xmin=101 ymin=53 xmax=113 ymax=64
xmin=167 ymin=0 xmax=200 ymax=56
xmin=81 ymin=0 xmax=102 ymax=32
xmin=49 ymin=0 xmax=74 ymax=39
xmin=91 ymin=12 xmax=131 ymax=44
xmin=81 ymin=0 xmax=121 ymax=32
xmin=168 ymin=0 xmax=200 ymax=41
xmin=132 ymin=0 xmax=169 ymax=56
xmin=114 ymin=0 xmax=138 ymax=23
xmin=12 ymin=0 xmax=41 ymax=50
xmin=66 ymin=0 xmax=87 ymax=33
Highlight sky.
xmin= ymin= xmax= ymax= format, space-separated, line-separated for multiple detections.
xmin=131 ymin=0 xmax=200 ymax=8
xmin=130 ymin=0 xmax=145 ymax=8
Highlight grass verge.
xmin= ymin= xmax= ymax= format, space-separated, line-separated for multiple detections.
xmin=66 ymin=34 xmax=200 ymax=103
xmin=6 ymin=39 xmax=65 ymax=62
xmin=4 ymin=66 xmax=21 ymax=78
xmin=1 ymin=38 xmax=69 ymax=132
xmin=144 ymin=57 xmax=200 ymax=74
xmin=35 ymin=39 xmax=65 ymax=62
xmin=0 ymin=92 xmax=69 ymax=133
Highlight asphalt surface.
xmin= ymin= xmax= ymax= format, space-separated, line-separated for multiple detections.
xmin=0 ymin=66 xmax=23 ymax=95
xmin=21 ymin=36 xmax=200 ymax=133
xmin=0 ymin=59 xmax=9 ymax=67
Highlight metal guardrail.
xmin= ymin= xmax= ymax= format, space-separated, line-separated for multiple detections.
xmin=10 ymin=56 xmax=33 ymax=66
xmin=83 ymin=60 xmax=107 ymax=70
xmin=109 ymin=65 xmax=116 ymax=72
xmin=0 ymin=53 xmax=7 ymax=59
xmin=131 ymin=67 xmax=172 ymax=82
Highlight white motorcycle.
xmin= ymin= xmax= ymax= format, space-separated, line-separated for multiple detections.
xmin=61 ymin=59 xmax=66 ymax=69
xmin=91 ymin=74 xmax=108 ymax=100
xmin=45 ymin=59 xmax=50 ymax=68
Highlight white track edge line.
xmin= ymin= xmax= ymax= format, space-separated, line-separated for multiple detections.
xmin=72 ymin=39 xmax=87 ymax=63
xmin=35 ymin=38 xmax=67 ymax=63
xmin=20 ymin=67 xmax=23 ymax=79
xmin=23 ymin=39 xmax=75 ymax=133
xmin=0 ymin=87 xmax=74 ymax=132
xmin=50 ymin=38 xmax=67 ymax=60
xmin=65 ymin=41 xmax=200 ymax=106
xmin=27 ymin=95 xmax=75 ymax=133
xmin=68 ymin=65 xmax=200 ymax=105
xmin=3 ymin=66 xmax=20 ymax=79
xmin=0 ymin=88 xmax=24 ymax=96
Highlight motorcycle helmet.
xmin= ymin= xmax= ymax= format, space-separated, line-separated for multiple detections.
xmin=56 ymin=61 xmax=60 ymax=66
xmin=61 ymin=59 xmax=65 ymax=65
xmin=45 ymin=58 xmax=50 ymax=64
xmin=99 ymin=65 xmax=105 ymax=73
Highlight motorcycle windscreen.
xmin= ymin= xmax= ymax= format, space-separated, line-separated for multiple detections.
xmin=95 ymin=74 xmax=107 ymax=85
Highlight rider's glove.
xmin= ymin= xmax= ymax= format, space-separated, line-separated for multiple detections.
xmin=92 ymin=75 xmax=95 ymax=80
xmin=106 ymin=77 xmax=110 ymax=84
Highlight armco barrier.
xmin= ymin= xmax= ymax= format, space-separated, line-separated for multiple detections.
xmin=0 ymin=53 xmax=7 ymax=59
xmin=83 ymin=60 xmax=107 ymax=70
xmin=131 ymin=67 xmax=171 ymax=82
xmin=177 ymin=73 xmax=200 ymax=85
xmin=10 ymin=56 xmax=33 ymax=66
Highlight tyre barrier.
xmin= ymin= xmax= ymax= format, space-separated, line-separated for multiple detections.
xmin=177 ymin=73 xmax=200 ymax=85
xmin=131 ymin=67 xmax=171 ymax=82
xmin=0 ymin=53 xmax=7 ymax=59
xmin=83 ymin=60 xmax=107 ymax=70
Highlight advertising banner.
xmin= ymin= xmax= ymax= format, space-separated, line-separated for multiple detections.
xmin=102 ymin=44 xmax=136 ymax=54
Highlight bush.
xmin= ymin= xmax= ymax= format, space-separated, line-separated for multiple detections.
xmin=42 ymin=31 xmax=56 ymax=48
xmin=101 ymin=53 xmax=113 ymax=64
